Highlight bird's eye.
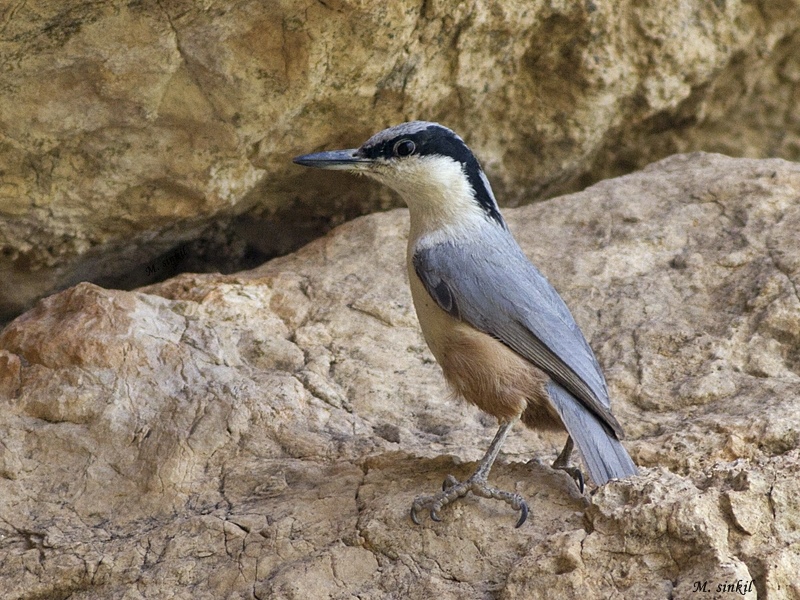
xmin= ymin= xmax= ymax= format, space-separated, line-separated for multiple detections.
xmin=393 ymin=139 xmax=416 ymax=157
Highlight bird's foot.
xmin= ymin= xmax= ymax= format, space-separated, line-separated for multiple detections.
xmin=551 ymin=436 xmax=585 ymax=494
xmin=410 ymin=473 xmax=529 ymax=528
xmin=553 ymin=464 xmax=585 ymax=494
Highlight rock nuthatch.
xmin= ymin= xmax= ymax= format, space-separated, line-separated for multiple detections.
xmin=294 ymin=121 xmax=637 ymax=527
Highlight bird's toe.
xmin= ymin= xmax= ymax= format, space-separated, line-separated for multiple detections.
xmin=442 ymin=474 xmax=460 ymax=491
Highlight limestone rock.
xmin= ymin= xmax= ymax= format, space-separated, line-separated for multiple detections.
xmin=1 ymin=153 xmax=799 ymax=599
xmin=2 ymin=0 xmax=800 ymax=319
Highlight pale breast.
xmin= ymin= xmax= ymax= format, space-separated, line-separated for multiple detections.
xmin=407 ymin=267 xmax=563 ymax=429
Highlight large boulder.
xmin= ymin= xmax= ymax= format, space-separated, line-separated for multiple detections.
xmin=2 ymin=0 xmax=800 ymax=318
xmin=1 ymin=153 xmax=799 ymax=598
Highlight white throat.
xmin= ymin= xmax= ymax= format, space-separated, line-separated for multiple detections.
xmin=364 ymin=155 xmax=490 ymax=243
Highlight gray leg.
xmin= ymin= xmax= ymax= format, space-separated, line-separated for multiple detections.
xmin=410 ymin=415 xmax=529 ymax=528
xmin=552 ymin=436 xmax=585 ymax=493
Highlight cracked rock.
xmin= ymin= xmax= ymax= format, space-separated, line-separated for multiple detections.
xmin=3 ymin=1 xmax=800 ymax=319
xmin=0 ymin=153 xmax=799 ymax=598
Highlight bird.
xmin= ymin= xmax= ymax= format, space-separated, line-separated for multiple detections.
xmin=293 ymin=121 xmax=637 ymax=527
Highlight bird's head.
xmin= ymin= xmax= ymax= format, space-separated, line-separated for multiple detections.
xmin=294 ymin=121 xmax=505 ymax=230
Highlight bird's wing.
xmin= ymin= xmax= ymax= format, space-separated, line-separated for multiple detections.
xmin=413 ymin=237 xmax=624 ymax=438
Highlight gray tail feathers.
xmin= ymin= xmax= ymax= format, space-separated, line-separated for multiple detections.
xmin=546 ymin=381 xmax=638 ymax=485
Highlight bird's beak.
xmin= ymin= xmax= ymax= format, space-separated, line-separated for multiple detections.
xmin=292 ymin=149 xmax=372 ymax=170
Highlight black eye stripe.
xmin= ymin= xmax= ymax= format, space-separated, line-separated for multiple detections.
xmin=358 ymin=124 xmax=505 ymax=227
xmin=409 ymin=128 xmax=505 ymax=228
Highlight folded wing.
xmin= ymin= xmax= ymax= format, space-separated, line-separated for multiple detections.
xmin=413 ymin=234 xmax=637 ymax=483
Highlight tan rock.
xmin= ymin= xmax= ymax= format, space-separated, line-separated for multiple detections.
xmin=1 ymin=153 xmax=799 ymax=598
xmin=2 ymin=1 xmax=800 ymax=319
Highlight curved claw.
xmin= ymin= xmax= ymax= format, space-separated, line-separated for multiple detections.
xmin=430 ymin=508 xmax=442 ymax=522
xmin=563 ymin=467 xmax=585 ymax=494
xmin=574 ymin=470 xmax=585 ymax=494
xmin=515 ymin=501 xmax=529 ymax=528
xmin=554 ymin=464 xmax=586 ymax=495
xmin=410 ymin=505 xmax=422 ymax=526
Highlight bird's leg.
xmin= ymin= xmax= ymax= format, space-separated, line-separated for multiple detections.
xmin=411 ymin=414 xmax=529 ymax=528
xmin=551 ymin=435 xmax=585 ymax=493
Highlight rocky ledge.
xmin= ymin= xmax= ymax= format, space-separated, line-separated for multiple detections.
xmin=1 ymin=153 xmax=799 ymax=599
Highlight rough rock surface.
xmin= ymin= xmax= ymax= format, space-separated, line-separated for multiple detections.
xmin=1 ymin=153 xmax=799 ymax=599
xmin=2 ymin=0 xmax=800 ymax=318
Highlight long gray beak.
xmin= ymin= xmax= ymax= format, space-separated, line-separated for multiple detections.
xmin=293 ymin=149 xmax=371 ymax=170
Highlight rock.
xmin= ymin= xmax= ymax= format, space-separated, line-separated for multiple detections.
xmin=1 ymin=153 xmax=799 ymax=598
xmin=2 ymin=1 xmax=800 ymax=319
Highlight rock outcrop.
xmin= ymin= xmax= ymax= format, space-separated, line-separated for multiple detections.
xmin=2 ymin=0 xmax=800 ymax=318
xmin=1 ymin=153 xmax=798 ymax=599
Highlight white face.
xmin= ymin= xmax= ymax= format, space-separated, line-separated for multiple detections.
xmin=295 ymin=121 xmax=502 ymax=238
xmin=359 ymin=154 xmax=488 ymax=234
